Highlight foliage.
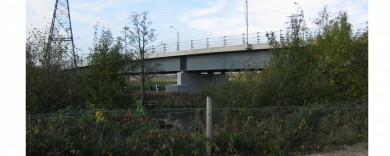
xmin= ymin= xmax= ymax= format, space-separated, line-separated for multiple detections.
xmin=84 ymin=25 xmax=134 ymax=109
xmin=27 ymin=110 xmax=205 ymax=155
xmin=202 ymin=9 xmax=368 ymax=155
xmin=132 ymin=92 xmax=206 ymax=108
xmin=27 ymin=106 xmax=367 ymax=155
xmin=308 ymin=9 xmax=368 ymax=101
xmin=208 ymin=7 xmax=368 ymax=107
xmin=26 ymin=7 xmax=368 ymax=155
xmin=26 ymin=26 xmax=84 ymax=113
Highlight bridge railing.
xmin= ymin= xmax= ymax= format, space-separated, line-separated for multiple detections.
xmin=153 ymin=22 xmax=367 ymax=53
xmin=153 ymin=31 xmax=276 ymax=53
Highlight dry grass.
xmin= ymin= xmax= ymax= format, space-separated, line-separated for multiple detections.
xmin=306 ymin=142 xmax=367 ymax=156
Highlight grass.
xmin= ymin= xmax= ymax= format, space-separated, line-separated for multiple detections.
xmin=127 ymin=76 xmax=177 ymax=92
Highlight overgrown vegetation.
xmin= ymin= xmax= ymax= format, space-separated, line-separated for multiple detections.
xmin=26 ymin=7 xmax=368 ymax=155
xmin=208 ymin=7 xmax=368 ymax=108
xmin=26 ymin=106 xmax=367 ymax=155
xmin=204 ymin=7 xmax=368 ymax=154
xmin=26 ymin=26 xmax=84 ymax=113
xmin=84 ymin=25 xmax=134 ymax=109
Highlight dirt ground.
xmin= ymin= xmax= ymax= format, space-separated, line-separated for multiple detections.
xmin=306 ymin=142 xmax=368 ymax=156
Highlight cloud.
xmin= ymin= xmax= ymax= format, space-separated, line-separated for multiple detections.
xmin=178 ymin=0 xmax=368 ymax=37
xmin=26 ymin=0 xmax=55 ymax=31
xmin=26 ymin=0 xmax=367 ymax=54
xmin=182 ymin=0 xmax=226 ymax=18
xmin=27 ymin=0 xmax=130 ymax=53
xmin=72 ymin=0 xmax=122 ymax=13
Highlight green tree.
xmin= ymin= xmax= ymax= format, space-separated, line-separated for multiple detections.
xmin=308 ymin=9 xmax=368 ymax=102
xmin=262 ymin=7 xmax=368 ymax=105
xmin=208 ymin=7 xmax=368 ymax=107
xmin=261 ymin=10 xmax=326 ymax=106
xmin=85 ymin=25 xmax=134 ymax=109
xmin=26 ymin=26 xmax=84 ymax=113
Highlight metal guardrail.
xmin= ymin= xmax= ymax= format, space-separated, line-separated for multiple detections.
xmin=152 ymin=31 xmax=276 ymax=53
xmin=151 ymin=22 xmax=368 ymax=53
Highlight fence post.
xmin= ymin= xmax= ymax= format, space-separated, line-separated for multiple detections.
xmin=206 ymin=96 xmax=212 ymax=156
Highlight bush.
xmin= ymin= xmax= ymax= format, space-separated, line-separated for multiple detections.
xmin=27 ymin=105 xmax=367 ymax=155
xmin=132 ymin=92 xmax=206 ymax=108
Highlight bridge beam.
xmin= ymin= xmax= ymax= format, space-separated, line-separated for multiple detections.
xmin=166 ymin=71 xmax=227 ymax=93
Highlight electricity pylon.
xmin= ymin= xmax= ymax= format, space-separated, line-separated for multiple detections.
xmin=47 ymin=0 xmax=77 ymax=68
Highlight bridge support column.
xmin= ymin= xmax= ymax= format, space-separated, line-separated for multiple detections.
xmin=166 ymin=71 xmax=227 ymax=93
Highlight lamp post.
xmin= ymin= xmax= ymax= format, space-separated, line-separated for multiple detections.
xmin=170 ymin=26 xmax=180 ymax=51
xmin=245 ymin=0 xmax=249 ymax=45
xmin=294 ymin=2 xmax=305 ymax=40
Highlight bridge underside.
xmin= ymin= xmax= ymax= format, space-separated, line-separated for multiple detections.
xmin=165 ymin=71 xmax=227 ymax=93
xmin=149 ymin=49 xmax=271 ymax=74
xmin=153 ymin=49 xmax=270 ymax=93
xmin=127 ymin=44 xmax=272 ymax=93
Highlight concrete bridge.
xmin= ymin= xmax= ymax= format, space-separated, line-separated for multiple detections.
xmin=146 ymin=22 xmax=368 ymax=93
xmin=147 ymin=43 xmax=272 ymax=93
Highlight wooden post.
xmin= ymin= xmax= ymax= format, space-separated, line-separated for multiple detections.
xmin=206 ymin=96 xmax=212 ymax=156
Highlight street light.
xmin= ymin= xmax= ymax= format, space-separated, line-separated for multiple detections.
xmin=294 ymin=2 xmax=304 ymax=17
xmin=170 ymin=26 xmax=180 ymax=51
xmin=245 ymin=0 xmax=249 ymax=45
xmin=294 ymin=2 xmax=305 ymax=40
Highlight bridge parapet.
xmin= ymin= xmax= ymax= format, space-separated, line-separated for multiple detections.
xmin=152 ymin=31 xmax=277 ymax=53
xmin=150 ymin=22 xmax=367 ymax=54
xmin=150 ymin=43 xmax=271 ymax=59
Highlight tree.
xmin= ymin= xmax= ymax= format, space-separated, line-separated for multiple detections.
xmin=26 ymin=26 xmax=84 ymax=113
xmin=208 ymin=7 xmax=368 ymax=107
xmin=85 ymin=25 xmax=133 ymax=109
xmin=308 ymin=8 xmax=368 ymax=102
xmin=125 ymin=11 xmax=159 ymax=107
xmin=262 ymin=7 xmax=368 ymax=105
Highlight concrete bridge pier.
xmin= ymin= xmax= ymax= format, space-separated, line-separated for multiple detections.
xmin=166 ymin=71 xmax=227 ymax=93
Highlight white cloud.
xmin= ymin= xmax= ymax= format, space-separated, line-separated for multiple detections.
xmin=26 ymin=0 xmax=130 ymax=53
xmin=72 ymin=0 xmax=121 ymax=13
xmin=178 ymin=0 xmax=368 ymax=37
xmin=26 ymin=0 xmax=55 ymax=31
xmin=26 ymin=0 xmax=367 ymax=54
xmin=182 ymin=0 xmax=226 ymax=18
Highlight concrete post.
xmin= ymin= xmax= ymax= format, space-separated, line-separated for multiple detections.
xmin=206 ymin=96 xmax=212 ymax=156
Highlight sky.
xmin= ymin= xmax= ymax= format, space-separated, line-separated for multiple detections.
xmin=26 ymin=0 xmax=368 ymax=56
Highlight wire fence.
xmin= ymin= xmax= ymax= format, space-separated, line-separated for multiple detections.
xmin=26 ymin=104 xmax=368 ymax=155
xmin=27 ymin=105 xmax=368 ymax=128
xmin=151 ymin=22 xmax=368 ymax=53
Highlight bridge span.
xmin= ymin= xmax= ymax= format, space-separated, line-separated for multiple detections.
xmin=147 ymin=43 xmax=272 ymax=93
